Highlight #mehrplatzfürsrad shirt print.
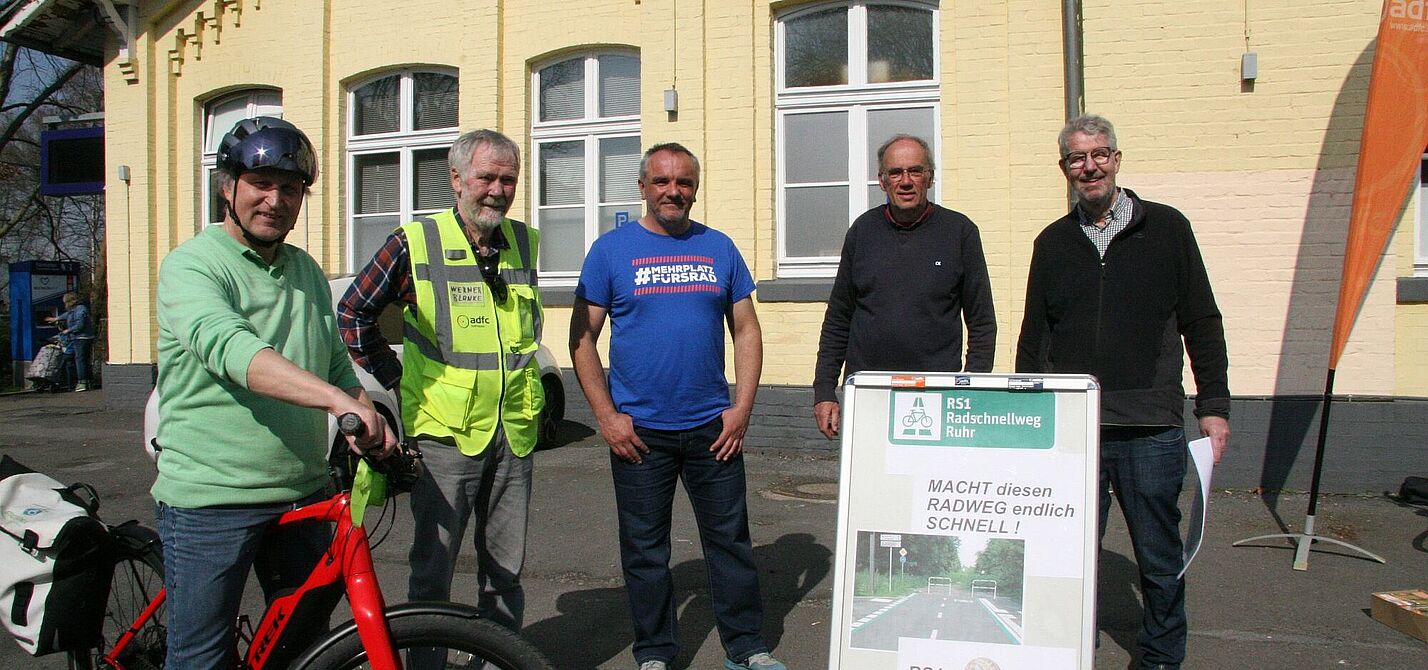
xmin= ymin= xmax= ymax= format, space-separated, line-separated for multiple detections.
xmin=631 ymin=254 xmax=721 ymax=296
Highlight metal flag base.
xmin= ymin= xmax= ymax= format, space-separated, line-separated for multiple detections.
xmin=1234 ymin=370 xmax=1387 ymax=572
xmin=1233 ymin=513 xmax=1386 ymax=571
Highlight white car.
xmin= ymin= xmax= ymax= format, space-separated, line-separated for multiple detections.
xmin=144 ymin=276 xmax=566 ymax=459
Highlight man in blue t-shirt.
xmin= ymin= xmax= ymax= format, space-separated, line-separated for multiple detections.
xmin=570 ymin=143 xmax=784 ymax=670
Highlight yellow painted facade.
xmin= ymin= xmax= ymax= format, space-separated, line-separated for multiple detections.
xmin=97 ymin=0 xmax=1426 ymax=397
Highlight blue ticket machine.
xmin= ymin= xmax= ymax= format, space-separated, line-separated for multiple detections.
xmin=8 ymin=260 xmax=80 ymax=385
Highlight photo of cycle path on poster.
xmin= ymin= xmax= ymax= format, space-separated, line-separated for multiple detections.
xmin=849 ymin=530 xmax=1026 ymax=651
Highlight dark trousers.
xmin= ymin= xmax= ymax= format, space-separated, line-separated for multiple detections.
xmin=609 ymin=418 xmax=768 ymax=665
xmin=1099 ymin=425 xmax=1189 ymax=669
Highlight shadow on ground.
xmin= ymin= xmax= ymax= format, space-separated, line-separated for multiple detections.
xmin=522 ymin=532 xmax=830 ymax=669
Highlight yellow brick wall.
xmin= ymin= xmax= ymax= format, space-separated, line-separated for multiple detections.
xmin=100 ymin=0 xmax=1421 ymax=398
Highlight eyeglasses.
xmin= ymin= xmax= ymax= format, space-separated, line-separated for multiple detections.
xmin=477 ymin=251 xmax=508 ymax=304
xmin=1062 ymin=147 xmax=1117 ymax=170
xmin=881 ymin=166 xmax=931 ymax=182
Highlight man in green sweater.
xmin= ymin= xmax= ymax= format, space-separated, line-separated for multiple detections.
xmin=152 ymin=117 xmax=396 ymax=669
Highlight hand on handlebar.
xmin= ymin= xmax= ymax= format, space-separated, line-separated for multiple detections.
xmin=335 ymin=405 xmax=397 ymax=460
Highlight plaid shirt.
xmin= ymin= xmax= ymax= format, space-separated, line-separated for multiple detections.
xmin=337 ymin=212 xmax=509 ymax=389
xmin=1077 ymin=188 xmax=1134 ymax=259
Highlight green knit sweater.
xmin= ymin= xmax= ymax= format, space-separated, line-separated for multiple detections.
xmin=152 ymin=225 xmax=358 ymax=508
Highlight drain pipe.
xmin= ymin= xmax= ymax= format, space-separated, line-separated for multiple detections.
xmin=1062 ymin=0 xmax=1084 ymax=120
xmin=1062 ymin=0 xmax=1085 ymax=207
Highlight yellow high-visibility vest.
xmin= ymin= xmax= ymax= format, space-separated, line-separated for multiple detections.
xmin=400 ymin=210 xmax=544 ymax=456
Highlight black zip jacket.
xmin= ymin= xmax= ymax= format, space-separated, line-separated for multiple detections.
xmin=1015 ymin=189 xmax=1230 ymax=425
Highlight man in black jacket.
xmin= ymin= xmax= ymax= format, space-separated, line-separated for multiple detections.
xmin=1016 ymin=114 xmax=1230 ymax=670
xmin=812 ymin=134 xmax=997 ymax=438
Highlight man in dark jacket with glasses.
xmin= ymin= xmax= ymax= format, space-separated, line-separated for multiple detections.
xmin=1017 ymin=114 xmax=1231 ymax=670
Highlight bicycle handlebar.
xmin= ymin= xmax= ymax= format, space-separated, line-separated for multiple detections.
xmin=338 ymin=412 xmax=365 ymax=437
xmin=335 ymin=412 xmax=422 ymax=493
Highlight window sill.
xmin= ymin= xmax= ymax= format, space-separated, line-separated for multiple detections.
xmin=756 ymin=278 xmax=834 ymax=303
xmin=540 ymin=286 xmax=577 ymax=307
xmin=1398 ymin=276 xmax=1428 ymax=304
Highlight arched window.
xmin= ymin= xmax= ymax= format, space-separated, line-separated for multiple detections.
xmin=201 ymin=89 xmax=282 ymax=227
xmin=531 ymin=52 xmax=641 ymax=283
xmin=346 ymin=69 xmax=459 ymax=269
xmin=776 ymin=1 xmax=939 ymax=276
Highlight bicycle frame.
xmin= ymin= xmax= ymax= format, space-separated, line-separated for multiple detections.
xmin=102 ymin=491 xmax=404 ymax=670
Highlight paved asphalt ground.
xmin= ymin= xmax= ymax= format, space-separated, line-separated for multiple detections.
xmin=2 ymin=388 xmax=1426 ymax=668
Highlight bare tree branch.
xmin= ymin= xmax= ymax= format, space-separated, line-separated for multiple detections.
xmin=0 ymin=61 xmax=82 ymax=151
xmin=0 ymin=187 xmax=42 ymax=239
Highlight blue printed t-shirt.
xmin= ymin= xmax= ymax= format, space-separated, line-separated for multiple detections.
xmin=576 ymin=221 xmax=756 ymax=430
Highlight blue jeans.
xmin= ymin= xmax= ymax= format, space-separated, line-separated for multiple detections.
xmin=156 ymin=490 xmax=330 ymax=669
xmin=1098 ymin=426 xmax=1188 ymax=670
xmin=610 ymin=418 xmax=767 ymax=665
xmin=70 ymin=338 xmax=92 ymax=385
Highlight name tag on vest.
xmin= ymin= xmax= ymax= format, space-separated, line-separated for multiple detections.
xmin=449 ymin=282 xmax=485 ymax=304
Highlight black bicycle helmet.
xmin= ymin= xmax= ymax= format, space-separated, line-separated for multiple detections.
xmin=216 ymin=116 xmax=318 ymax=186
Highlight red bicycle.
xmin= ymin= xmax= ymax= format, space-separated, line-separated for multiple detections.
xmin=70 ymin=415 xmax=554 ymax=670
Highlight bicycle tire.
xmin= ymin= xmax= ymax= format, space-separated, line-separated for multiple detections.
xmin=297 ymin=610 xmax=555 ymax=670
xmin=69 ymin=524 xmax=167 ymax=670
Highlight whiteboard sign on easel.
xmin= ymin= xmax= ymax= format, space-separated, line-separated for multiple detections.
xmin=827 ymin=373 xmax=1100 ymax=670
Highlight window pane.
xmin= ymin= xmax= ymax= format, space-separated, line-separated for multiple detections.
xmin=355 ymin=75 xmax=401 ymax=135
xmin=784 ymin=8 xmax=848 ymax=87
xmin=868 ymin=183 xmax=886 ymax=212
xmin=414 ymin=73 xmax=458 ymax=131
xmin=353 ymin=215 xmax=402 ymax=270
xmin=867 ymin=5 xmax=935 ymax=83
xmin=599 ymin=136 xmax=641 ymax=202
xmin=867 ymin=108 xmax=935 ymax=179
xmin=598 ymin=204 xmax=638 ymax=236
xmin=540 ymin=140 xmax=585 ymax=206
xmin=598 ymin=55 xmax=640 ymax=118
xmin=1419 ymin=157 xmax=1428 ymax=265
xmin=208 ymin=168 xmax=225 ymax=224
xmin=785 ymin=185 xmax=849 ymax=258
xmin=540 ymin=58 xmax=585 ymax=122
xmin=786 ymin=111 xmax=849 ymax=184
xmin=206 ymin=98 xmax=249 ymax=154
xmin=537 ymin=207 xmax=587 ymax=273
xmin=413 ymin=148 xmax=455 ymax=211
xmin=355 ymin=153 xmax=401 ymax=214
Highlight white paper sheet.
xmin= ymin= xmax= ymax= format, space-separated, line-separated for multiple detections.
xmin=1179 ymin=436 xmax=1214 ymax=579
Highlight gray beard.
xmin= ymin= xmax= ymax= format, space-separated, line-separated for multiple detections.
xmin=471 ymin=210 xmax=503 ymax=232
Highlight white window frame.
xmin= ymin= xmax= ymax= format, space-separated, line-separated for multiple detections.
xmin=1416 ymin=151 xmax=1428 ymax=276
xmin=345 ymin=68 xmax=460 ymax=270
xmin=531 ymin=51 xmax=641 ymax=286
xmin=201 ymin=89 xmax=282 ymax=228
xmin=775 ymin=0 xmax=940 ymax=277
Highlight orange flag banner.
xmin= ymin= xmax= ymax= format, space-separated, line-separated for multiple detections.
xmin=1329 ymin=0 xmax=1428 ymax=369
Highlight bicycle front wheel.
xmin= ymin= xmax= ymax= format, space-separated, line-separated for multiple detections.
xmin=299 ymin=611 xmax=555 ymax=670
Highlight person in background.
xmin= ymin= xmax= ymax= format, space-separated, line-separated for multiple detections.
xmin=49 ymin=291 xmax=94 ymax=391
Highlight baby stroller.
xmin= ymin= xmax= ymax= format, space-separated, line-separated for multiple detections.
xmin=25 ymin=339 xmax=66 ymax=392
